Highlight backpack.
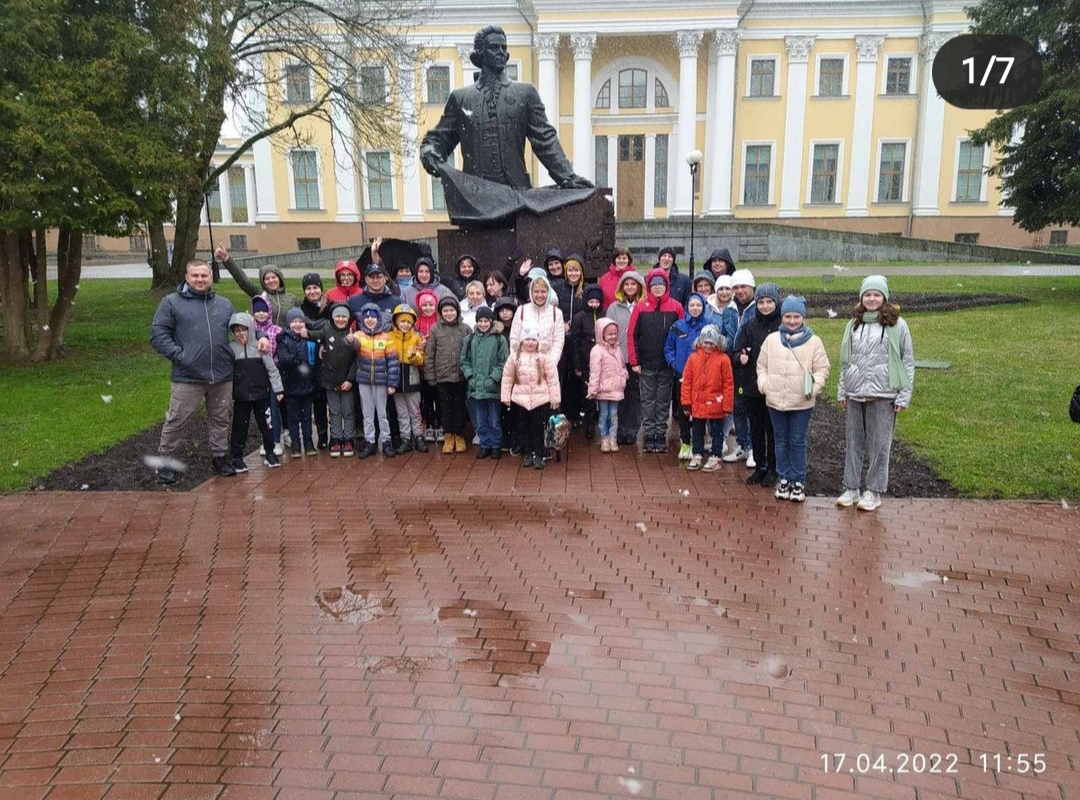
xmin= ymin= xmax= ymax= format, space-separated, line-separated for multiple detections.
xmin=1070 ymin=385 xmax=1080 ymax=423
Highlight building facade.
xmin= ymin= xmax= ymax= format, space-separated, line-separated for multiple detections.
xmin=130 ymin=0 xmax=1075 ymax=258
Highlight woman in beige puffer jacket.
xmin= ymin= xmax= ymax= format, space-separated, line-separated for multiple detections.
xmin=756 ymin=296 xmax=830 ymax=502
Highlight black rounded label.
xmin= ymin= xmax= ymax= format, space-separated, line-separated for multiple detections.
xmin=932 ymin=34 xmax=1042 ymax=110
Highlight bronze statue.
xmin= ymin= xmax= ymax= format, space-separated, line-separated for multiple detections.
xmin=420 ymin=25 xmax=595 ymax=226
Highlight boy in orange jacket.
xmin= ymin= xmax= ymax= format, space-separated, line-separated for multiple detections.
xmin=680 ymin=325 xmax=734 ymax=472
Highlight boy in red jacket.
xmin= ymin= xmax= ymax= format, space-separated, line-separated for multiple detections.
xmin=680 ymin=325 xmax=733 ymax=472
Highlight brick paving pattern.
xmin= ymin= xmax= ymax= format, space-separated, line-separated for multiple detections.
xmin=1 ymin=449 xmax=1077 ymax=800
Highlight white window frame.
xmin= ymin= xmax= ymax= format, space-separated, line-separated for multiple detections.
xmin=505 ymin=60 xmax=522 ymax=82
xmin=428 ymin=152 xmax=455 ymax=211
xmin=226 ymin=165 xmax=253 ymax=226
xmin=286 ymin=148 xmax=322 ymax=211
xmin=873 ymin=138 xmax=912 ymax=203
xmin=951 ymin=137 xmax=990 ymax=203
xmin=745 ymin=56 xmax=779 ymax=98
xmin=805 ymin=139 xmax=845 ymax=205
xmin=361 ymin=149 xmax=396 ymax=212
xmin=814 ymin=54 xmax=849 ymax=97
xmin=740 ymin=141 xmax=776 ymax=206
xmin=281 ymin=61 xmax=314 ymax=105
xmin=358 ymin=64 xmax=390 ymax=105
xmin=422 ymin=62 xmax=455 ymax=105
xmin=881 ymin=54 xmax=917 ymax=95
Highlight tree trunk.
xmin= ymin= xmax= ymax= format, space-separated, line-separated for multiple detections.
xmin=0 ymin=228 xmax=30 ymax=360
xmin=154 ymin=186 xmax=206 ymax=289
xmin=33 ymin=227 xmax=82 ymax=361
xmin=148 ymin=219 xmax=171 ymax=289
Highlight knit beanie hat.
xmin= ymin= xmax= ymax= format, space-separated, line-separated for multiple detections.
xmin=697 ymin=324 xmax=722 ymax=347
xmin=713 ymin=275 xmax=733 ymax=290
xmin=584 ymin=284 xmax=604 ymax=304
xmin=251 ymin=295 xmax=271 ymax=314
xmin=781 ymin=295 xmax=808 ymax=317
xmin=474 ymin=305 xmax=493 ymax=322
xmin=731 ymin=269 xmax=756 ymax=288
xmin=521 ymin=325 xmax=540 ymax=342
xmin=330 ymin=302 xmax=352 ymax=319
xmin=302 ymin=272 xmax=323 ymax=289
xmin=285 ymin=307 xmax=306 ymax=325
xmin=754 ymin=283 xmax=781 ymax=304
xmin=649 ymin=274 xmax=667 ymax=288
xmin=860 ymin=275 xmax=890 ymax=301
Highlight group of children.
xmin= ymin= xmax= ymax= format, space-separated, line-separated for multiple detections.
xmin=219 ymin=242 xmax=913 ymax=510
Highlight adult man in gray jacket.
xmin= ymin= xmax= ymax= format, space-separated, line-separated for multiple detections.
xmin=149 ymin=260 xmax=269 ymax=484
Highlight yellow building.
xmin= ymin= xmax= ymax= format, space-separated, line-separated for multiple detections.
xmin=178 ymin=0 xmax=1074 ymax=257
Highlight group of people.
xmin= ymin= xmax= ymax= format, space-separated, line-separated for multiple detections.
xmin=150 ymin=240 xmax=914 ymax=509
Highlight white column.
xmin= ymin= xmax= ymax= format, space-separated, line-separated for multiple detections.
xmin=912 ymin=32 xmax=948 ymax=216
xmin=217 ymin=171 xmax=232 ymax=225
xmin=457 ymin=44 xmax=475 ymax=86
xmin=398 ymin=48 xmax=424 ymax=221
xmin=329 ymin=65 xmax=361 ymax=223
xmin=607 ymin=134 xmax=618 ymax=214
xmin=706 ymin=28 xmax=739 ymax=216
xmin=846 ymin=36 xmax=884 ymax=216
xmin=536 ymin=33 xmax=561 ymax=187
xmin=570 ymin=33 xmax=597 ymax=180
xmin=997 ymin=122 xmax=1024 ymax=216
xmin=644 ymin=133 xmax=656 ymax=219
xmin=252 ymin=58 xmax=278 ymax=222
xmin=243 ymin=165 xmax=256 ymax=223
xmin=778 ymin=36 xmax=815 ymax=217
xmin=672 ymin=30 xmax=704 ymax=216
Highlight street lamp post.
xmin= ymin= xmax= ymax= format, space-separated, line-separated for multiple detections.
xmin=685 ymin=149 xmax=703 ymax=271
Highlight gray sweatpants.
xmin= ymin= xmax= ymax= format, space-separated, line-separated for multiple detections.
xmin=326 ymin=388 xmax=356 ymax=441
xmin=843 ymin=398 xmax=897 ymax=493
xmin=158 ymin=380 xmax=233 ymax=458
xmin=358 ymin=384 xmax=390 ymax=444
xmin=639 ymin=367 xmax=674 ymax=440
xmin=394 ymin=392 xmax=423 ymax=440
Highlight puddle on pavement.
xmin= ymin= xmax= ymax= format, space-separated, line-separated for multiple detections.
xmin=315 ymin=584 xmax=389 ymax=624
xmin=565 ymin=587 xmax=606 ymax=600
xmin=437 ymin=600 xmax=550 ymax=678
xmin=677 ymin=595 xmax=730 ymax=618
xmin=884 ymin=570 xmax=945 ymax=588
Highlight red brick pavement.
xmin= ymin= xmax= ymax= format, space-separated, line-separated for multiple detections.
xmin=1 ymin=447 xmax=1077 ymax=800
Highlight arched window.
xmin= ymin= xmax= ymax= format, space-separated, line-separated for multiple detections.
xmin=654 ymin=78 xmax=670 ymax=108
xmin=595 ymin=79 xmax=611 ymax=109
xmin=618 ymin=69 xmax=647 ymax=108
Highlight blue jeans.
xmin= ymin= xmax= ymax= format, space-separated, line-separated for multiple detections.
xmin=269 ymin=391 xmax=282 ymax=443
xmin=768 ymin=407 xmax=813 ymax=483
xmin=691 ymin=416 xmax=726 ymax=457
xmin=733 ymin=393 xmax=751 ymax=450
xmin=597 ymin=400 xmax=619 ymax=437
xmin=468 ymin=397 xmax=502 ymax=449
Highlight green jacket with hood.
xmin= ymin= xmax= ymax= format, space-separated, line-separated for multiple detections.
xmin=222 ymin=258 xmax=300 ymax=328
xmin=460 ymin=327 xmax=509 ymax=400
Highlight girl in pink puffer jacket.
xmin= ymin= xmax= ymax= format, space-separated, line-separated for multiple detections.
xmin=586 ymin=317 xmax=628 ymax=453
xmin=501 ymin=325 xmax=561 ymax=470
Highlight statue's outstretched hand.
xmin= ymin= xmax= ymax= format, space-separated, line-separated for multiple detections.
xmin=558 ymin=174 xmax=595 ymax=189
xmin=420 ymin=147 xmax=446 ymax=178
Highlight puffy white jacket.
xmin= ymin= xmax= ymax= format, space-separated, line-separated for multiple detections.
xmin=757 ymin=331 xmax=831 ymax=411
xmin=837 ymin=318 xmax=914 ymax=408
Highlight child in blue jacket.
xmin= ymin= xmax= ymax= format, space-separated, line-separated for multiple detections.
xmin=664 ymin=293 xmax=719 ymax=461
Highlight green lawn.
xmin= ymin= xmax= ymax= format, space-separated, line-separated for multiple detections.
xmin=2 ymin=276 xmax=1078 ymax=498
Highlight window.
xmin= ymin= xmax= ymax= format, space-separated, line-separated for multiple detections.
xmin=229 ymin=234 xmax=248 ymax=251
xmin=877 ymin=142 xmax=906 ymax=202
xmin=505 ymin=63 xmax=519 ymax=81
xmin=885 ymin=57 xmax=912 ymax=94
xmin=359 ymin=65 xmax=387 ymax=104
xmin=810 ymin=144 xmax=840 ymax=203
xmin=290 ymin=150 xmax=321 ymax=210
xmin=955 ymin=140 xmax=985 ymax=201
xmin=743 ymin=145 xmax=771 ymax=205
xmin=129 ymin=232 xmax=147 ymax=252
xmin=654 ymin=78 xmax=670 ymax=108
xmin=954 ymin=233 xmax=979 ymax=244
xmin=618 ymin=135 xmax=643 ymax=161
xmin=366 ymin=151 xmax=394 ymax=210
xmin=818 ymin=58 xmax=844 ymax=96
xmin=227 ymin=167 xmax=248 ymax=223
xmin=594 ymin=136 xmax=608 ymax=188
xmin=595 ymin=79 xmax=611 ymax=109
xmin=749 ymin=59 xmax=775 ymax=97
xmin=1049 ymin=230 xmax=1068 ymax=246
xmin=83 ymin=234 xmax=99 ymax=251
xmin=654 ymin=135 xmax=668 ymax=207
xmin=297 ymin=237 xmax=322 ymax=251
xmin=206 ymin=184 xmax=223 ymax=223
xmin=426 ymin=65 xmax=450 ymax=105
xmin=431 ymin=153 xmax=454 ymax=210
xmin=618 ymin=69 xmax=647 ymax=108
xmin=284 ymin=63 xmax=312 ymax=104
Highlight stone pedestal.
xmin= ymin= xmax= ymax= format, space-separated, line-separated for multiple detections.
xmin=438 ymin=190 xmax=614 ymax=281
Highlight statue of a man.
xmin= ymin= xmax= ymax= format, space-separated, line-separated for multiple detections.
xmin=420 ymin=26 xmax=593 ymax=192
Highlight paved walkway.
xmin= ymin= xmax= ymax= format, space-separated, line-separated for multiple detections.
xmin=1 ymin=451 xmax=1077 ymax=800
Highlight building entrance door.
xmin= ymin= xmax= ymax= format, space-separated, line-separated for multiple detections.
xmin=617 ymin=135 xmax=645 ymax=219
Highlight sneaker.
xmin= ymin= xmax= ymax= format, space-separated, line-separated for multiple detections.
xmin=746 ymin=450 xmax=756 ymax=469
xmin=836 ymin=488 xmax=861 ymax=508
xmin=856 ymin=490 xmax=882 ymax=512
xmin=745 ymin=468 xmax=767 ymax=485
xmin=211 ymin=456 xmax=237 ymax=477
xmin=273 ymin=442 xmax=284 ymax=457
xmin=290 ymin=442 xmax=301 ymax=457
xmin=304 ymin=440 xmax=317 ymax=456
xmin=533 ymin=452 xmax=545 ymax=470
xmin=156 ymin=467 xmax=178 ymax=485
xmin=687 ymin=454 xmax=703 ymax=471
xmin=396 ymin=438 xmax=414 ymax=456
xmin=258 ymin=444 xmax=265 ymax=456
xmin=521 ymin=452 xmax=534 ymax=468
xmin=382 ymin=441 xmax=396 ymax=458
xmin=318 ymin=438 xmax=329 ymax=450
xmin=678 ymin=443 xmax=693 ymax=461
xmin=761 ymin=470 xmax=778 ymax=488
xmin=775 ymin=479 xmax=791 ymax=500
xmin=476 ymin=447 xmax=490 ymax=460
xmin=413 ymin=436 xmax=428 ymax=453
xmin=722 ymin=445 xmax=747 ymax=463
xmin=264 ymin=453 xmax=281 ymax=469
xmin=472 ymin=434 xmax=480 ymax=445
xmin=789 ymin=482 xmax=806 ymax=503
xmin=424 ymin=428 xmax=436 ymax=442
xmin=330 ymin=442 xmax=342 ymax=458
xmin=656 ymin=439 xmax=668 ymax=454
xmin=490 ymin=449 xmax=502 ymax=460
xmin=342 ymin=442 xmax=354 ymax=458
xmin=510 ymin=446 xmax=523 ymax=457
xmin=436 ymin=428 xmax=445 ymax=442
xmin=232 ymin=457 xmax=249 ymax=474
xmin=702 ymin=456 xmax=722 ymax=473
xmin=281 ymin=430 xmax=291 ymax=447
